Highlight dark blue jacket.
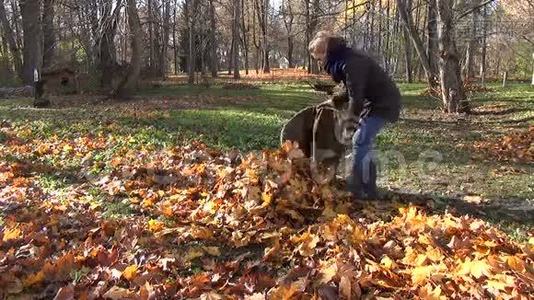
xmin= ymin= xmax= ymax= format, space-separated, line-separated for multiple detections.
xmin=324 ymin=38 xmax=401 ymax=122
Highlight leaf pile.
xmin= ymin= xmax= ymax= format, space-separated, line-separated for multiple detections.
xmin=474 ymin=126 xmax=534 ymax=163
xmin=1 ymin=124 xmax=533 ymax=299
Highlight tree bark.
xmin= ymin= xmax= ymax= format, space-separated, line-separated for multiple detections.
xmin=98 ymin=0 xmax=122 ymax=90
xmin=172 ymin=2 xmax=178 ymax=74
xmin=241 ymin=0 xmax=249 ymax=75
xmin=436 ymin=0 xmax=467 ymax=113
xmin=254 ymin=0 xmax=270 ymax=73
xmin=209 ymin=0 xmax=217 ymax=77
xmin=479 ymin=4 xmax=487 ymax=86
xmin=161 ymin=0 xmax=171 ymax=79
xmin=186 ymin=0 xmax=197 ymax=84
xmin=426 ymin=0 xmax=439 ymax=83
xmin=282 ymin=0 xmax=295 ymax=68
xmin=20 ymin=0 xmax=42 ymax=85
xmin=233 ymin=0 xmax=241 ymax=79
xmin=403 ymin=0 xmax=413 ymax=83
xmin=42 ymin=0 xmax=55 ymax=69
xmin=464 ymin=0 xmax=479 ymax=81
xmin=112 ymin=0 xmax=142 ymax=99
xmin=0 ymin=0 xmax=23 ymax=80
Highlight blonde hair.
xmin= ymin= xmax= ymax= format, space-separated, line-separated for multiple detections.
xmin=308 ymin=31 xmax=334 ymax=54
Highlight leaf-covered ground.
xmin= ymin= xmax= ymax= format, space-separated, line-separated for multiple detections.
xmin=0 ymin=81 xmax=533 ymax=299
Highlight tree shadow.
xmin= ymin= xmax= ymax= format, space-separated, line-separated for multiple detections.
xmin=379 ymin=190 xmax=533 ymax=226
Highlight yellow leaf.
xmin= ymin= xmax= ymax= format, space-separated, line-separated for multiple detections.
xmin=290 ymin=231 xmax=320 ymax=257
xmin=62 ymin=144 xmax=73 ymax=153
xmin=23 ymin=270 xmax=46 ymax=287
xmin=485 ymin=280 xmax=507 ymax=292
xmin=418 ymin=284 xmax=445 ymax=300
xmin=485 ymin=274 xmax=515 ymax=293
xmin=147 ymin=219 xmax=165 ymax=232
xmin=319 ymin=260 xmax=337 ymax=283
xmin=411 ymin=265 xmax=433 ymax=285
xmin=261 ymin=192 xmax=273 ymax=207
xmin=2 ymin=227 xmax=22 ymax=242
xmin=458 ymin=258 xmax=492 ymax=279
xmin=123 ymin=265 xmax=138 ymax=281
xmin=426 ymin=247 xmax=443 ymax=262
xmin=380 ymin=256 xmax=397 ymax=270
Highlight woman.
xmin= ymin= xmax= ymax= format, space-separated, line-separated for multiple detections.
xmin=309 ymin=31 xmax=401 ymax=199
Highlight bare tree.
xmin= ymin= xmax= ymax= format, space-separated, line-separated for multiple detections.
xmin=112 ymin=0 xmax=142 ymax=99
xmin=232 ymin=0 xmax=241 ymax=79
xmin=0 ymin=0 xmax=23 ymax=80
xmin=397 ymin=0 xmax=434 ymax=87
xmin=281 ymin=0 xmax=295 ymax=68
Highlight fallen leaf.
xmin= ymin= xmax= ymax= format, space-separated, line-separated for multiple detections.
xmin=203 ymin=246 xmax=221 ymax=256
xmin=123 ymin=265 xmax=138 ymax=281
xmin=147 ymin=219 xmax=165 ymax=232
xmin=2 ymin=227 xmax=22 ymax=242
xmin=53 ymin=284 xmax=75 ymax=300
xmin=457 ymin=258 xmax=492 ymax=279
xmin=102 ymin=286 xmax=134 ymax=300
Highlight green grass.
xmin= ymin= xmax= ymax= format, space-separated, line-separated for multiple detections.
xmin=1 ymin=81 xmax=533 ymax=236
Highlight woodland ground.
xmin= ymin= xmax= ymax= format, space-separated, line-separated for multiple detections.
xmin=0 ymin=76 xmax=533 ymax=298
xmin=1 ymin=80 xmax=532 ymax=232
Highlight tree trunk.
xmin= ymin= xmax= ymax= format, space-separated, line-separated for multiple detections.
xmin=403 ymin=0 xmax=413 ymax=83
xmin=242 ymin=0 xmax=249 ymax=75
xmin=186 ymin=0 xmax=196 ymax=84
xmin=464 ymin=1 xmax=479 ymax=81
xmin=147 ymin=0 xmax=154 ymax=73
xmin=160 ymin=0 xmax=171 ymax=79
xmin=42 ymin=0 xmax=55 ymax=69
xmin=173 ymin=3 xmax=178 ymax=75
xmin=98 ymin=0 xmax=122 ymax=90
xmin=305 ymin=0 xmax=311 ymax=73
xmin=479 ymin=5 xmax=487 ymax=86
xmin=0 ymin=0 xmax=23 ymax=80
xmin=403 ymin=27 xmax=413 ymax=83
xmin=233 ymin=0 xmax=241 ymax=79
xmin=112 ymin=0 xmax=142 ymax=99
xmin=258 ymin=0 xmax=270 ymax=73
xmin=436 ymin=0 xmax=467 ymax=113
xmin=209 ymin=0 xmax=217 ymax=77
xmin=20 ymin=0 xmax=42 ymax=85
xmin=427 ymin=0 xmax=439 ymax=85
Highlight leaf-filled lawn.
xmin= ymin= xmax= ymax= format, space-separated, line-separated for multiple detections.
xmin=1 ymin=126 xmax=533 ymax=298
xmin=1 ymin=83 xmax=533 ymax=298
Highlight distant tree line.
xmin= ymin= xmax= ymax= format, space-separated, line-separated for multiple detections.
xmin=0 ymin=0 xmax=532 ymax=110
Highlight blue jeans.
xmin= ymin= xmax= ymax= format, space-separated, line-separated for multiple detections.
xmin=349 ymin=116 xmax=386 ymax=198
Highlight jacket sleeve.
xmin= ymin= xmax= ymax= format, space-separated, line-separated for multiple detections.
xmin=344 ymin=57 xmax=369 ymax=114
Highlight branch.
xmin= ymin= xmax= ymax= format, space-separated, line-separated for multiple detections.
xmin=456 ymin=0 xmax=494 ymax=20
